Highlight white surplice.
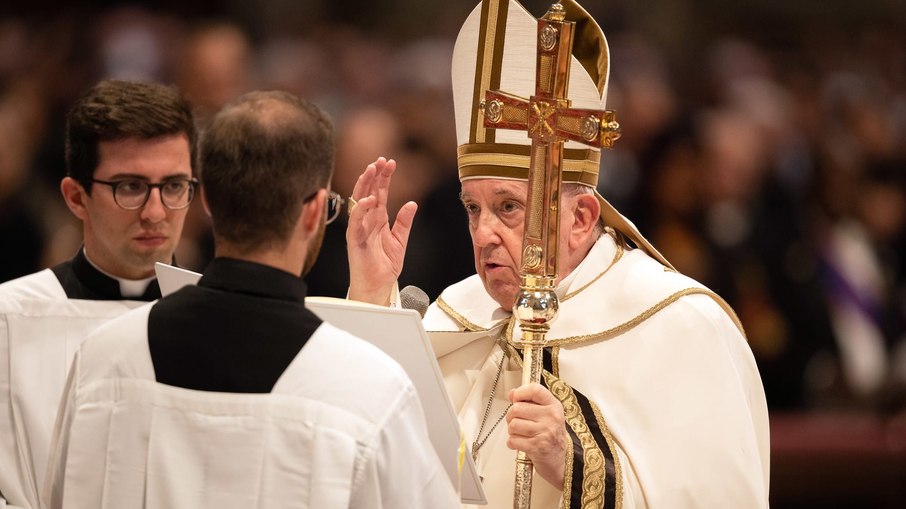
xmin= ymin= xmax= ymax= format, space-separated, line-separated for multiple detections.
xmin=44 ymin=305 xmax=459 ymax=509
xmin=424 ymin=233 xmax=770 ymax=508
xmin=0 ymin=270 xmax=144 ymax=509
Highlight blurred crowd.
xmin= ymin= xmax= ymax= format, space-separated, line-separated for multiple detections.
xmin=1 ymin=0 xmax=904 ymax=415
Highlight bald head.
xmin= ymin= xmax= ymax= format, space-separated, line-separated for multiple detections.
xmin=200 ymin=91 xmax=335 ymax=253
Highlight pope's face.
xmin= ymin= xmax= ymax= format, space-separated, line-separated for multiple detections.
xmin=460 ymin=179 xmax=528 ymax=309
xmin=78 ymin=135 xmax=193 ymax=279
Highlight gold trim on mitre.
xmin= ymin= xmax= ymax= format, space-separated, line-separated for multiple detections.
xmin=452 ymin=0 xmax=676 ymax=270
xmin=560 ymin=0 xmax=610 ymax=96
xmin=458 ymin=143 xmax=600 ymax=186
xmin=452 ymin=0 xmax=610 ymax=178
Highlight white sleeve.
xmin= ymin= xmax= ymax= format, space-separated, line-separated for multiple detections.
xmin=41 ymin=350 xmax=81 ymax=509
xmin=350 ymin=383 xmax=459 ymax=508
xmin=0 ymin=311 xmax=34 ymax=509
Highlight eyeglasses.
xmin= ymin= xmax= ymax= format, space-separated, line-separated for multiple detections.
xmin=90 ymin=177 xmax=198 ymax=210
xmin=303 ymin=189 xmax=345 ymax=225
xmin=326 ymin=191 xmax=345 ymax=225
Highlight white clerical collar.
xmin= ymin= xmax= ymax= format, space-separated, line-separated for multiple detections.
xmin=556 ymin=265 xmax=581 ymax=298
xmin=82 ymin=248 xmax=155 ymax=298
xmin=555 ymin=233 xmax=616 ymax=297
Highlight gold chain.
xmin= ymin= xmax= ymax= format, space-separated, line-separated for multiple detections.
xmin=471 ymin=345 xmax=513 ymax=461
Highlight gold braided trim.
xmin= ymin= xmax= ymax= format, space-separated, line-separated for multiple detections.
xmin=458 ymin=143 xmax=601 ymax=161
xmin=501 ymin=340 xmax=620 ymax=509
xmin=471 ymin=0 xmax=507 ymax=144
xmin=508 ymin=288 xmax=744 ymax=348
xmin=457 ymin=143 xmax=601 ymax=186
xmin=544 ymin=371 xmax=620 ymax=509
xmin=457 ymin=156 xmax=600 ymax=185
xmin=551 ymin=345 xmax=561 ymax=378
xmin=562 ymin=239 xmax=624 ymax=302
xmin=588 ymin=394 xmax=624 ymax=509
xmin=436 ymin=295 xmax=490 ymax=332
xmin=562 ymin=413 xmax=575 ymax=509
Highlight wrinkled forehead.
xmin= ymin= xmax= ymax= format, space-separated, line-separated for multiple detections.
xmin=459 ymin=178 xmax=529 ymax=200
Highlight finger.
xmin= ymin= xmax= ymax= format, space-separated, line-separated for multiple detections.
xmin=506 ymin=415 xmax=544 ymax=438
xmin=346 ymin=195 xmax=379 ymax=244
xmin=390 ymin=201 xmax=418 ymax=248
xmin=507 ymin=400 xmax=562 ymax=425
xmin=374 ymin=158 xmax=396 ymax=210
xmin=506 ymin=435 xmax=560 ymax=457
xmin=352 ymin=163 xmax=377 ymax=202
xmin=509 ymin=383 xmax=558 ymax=405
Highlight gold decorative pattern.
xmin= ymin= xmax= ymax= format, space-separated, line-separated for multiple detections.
xmin=471 ymin=0 xmax=508 ymax=144
xmin=551 ymin=345 xmax=560 ymax=378
xmin=522 ymin=244 xmax=543 ymax=270
xmin=543 ymin=288 xmax=742 ymax=347
xmin=540 ymin=25 xmax=559 ymax=51
xmin=528 ymin=144 xmax=546 ymax=237
xmin=546 ymin=2 xmax=567 ymax=22
xmin=438 ymin=266 xmax=744 ymax=349
xmin=457 ymin=152 xmax=601 ymax=185
xmin=539 ymin=54 xmax=553 ymax=93
xmin=600 ymin=111 xmax=621 ymax=148
xmin=589 ymin=396 xmax=624 ymax=509
xmin=458 ymin=143 xmax=601 ymax=162
xmin=485 ymin=99 xmax=503 ymax=123
xmin=580 ymin=115 xmax=600 ymax=142
xmin=436 ymin=295 xmax=490 ymax=332
xmin=544 ymin=372 xmax=614 ymax=509
xmin=562 ymin=412 xmax=575 ymax=509
xmin=503 ymin=103 xmax=529 ymax=124
xmin=556 ymin=115 xmax=583 ymax=136
xmin=530 ymin=101 xmax=556 ymax=137
xmin=456 ymin=143 xmax=601 ymax=185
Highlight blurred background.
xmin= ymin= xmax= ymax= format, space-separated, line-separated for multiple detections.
xmin=1 ymin=0 xmax=905 ymax=506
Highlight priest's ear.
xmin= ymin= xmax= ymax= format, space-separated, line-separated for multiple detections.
xmin=60 ymin=177 xmax=89 ymax=220
xmin=298 ymin=188 xmax=327 ymax=237
xmin=566 ymin=189 xmax=601 ymax=250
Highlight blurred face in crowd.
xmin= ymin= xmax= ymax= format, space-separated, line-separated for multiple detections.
xmin=62 ymin=134 xmax=193 ymax=279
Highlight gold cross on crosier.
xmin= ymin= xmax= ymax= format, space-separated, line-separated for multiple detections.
xmin=479 ymin=3 xmax=621 ymax=279
xmin=476 ymin=3 xmax=620 ymax=508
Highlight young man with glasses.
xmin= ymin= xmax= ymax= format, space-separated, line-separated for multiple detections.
xmin=43 ymin=90 xmax=458 ymax=508
xmin=0 ymin=80 xmax=196 ymax=509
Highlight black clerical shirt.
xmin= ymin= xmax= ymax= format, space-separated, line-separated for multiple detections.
xmin=51 ymin=249 xmax=161 ymax=301
xmin=148 ymin=258 xmax=322 ymax=393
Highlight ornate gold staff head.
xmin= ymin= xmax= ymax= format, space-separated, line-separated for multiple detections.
xmin=451 ymin=0 xmax=675 ymax=271
xmin=452 ymin=0 xmax=614 ymax=189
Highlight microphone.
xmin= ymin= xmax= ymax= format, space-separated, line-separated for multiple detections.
xmin=400 ymin=285 xmax=430 ymax=318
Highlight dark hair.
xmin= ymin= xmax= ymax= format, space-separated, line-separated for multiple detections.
xmin=65 ymin=80 xmax=197 ymax=191
xmin=200 ymin=90 xmax=335 ymax=252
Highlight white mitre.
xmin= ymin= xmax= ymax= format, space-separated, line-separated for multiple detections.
xmin=451 ymin=0 xmax=674 ymax=269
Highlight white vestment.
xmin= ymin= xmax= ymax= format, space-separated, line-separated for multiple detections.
xmin=44 ymin=305 xmax=459 ymax=509
xmin=0 ymin=270 xmax=144 ymax=509
xmin=424 ymin=234 xmax=770 ymax=508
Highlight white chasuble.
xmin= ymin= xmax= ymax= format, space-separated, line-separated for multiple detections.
xmin=424 ymin=233 xmax=770 ymax=509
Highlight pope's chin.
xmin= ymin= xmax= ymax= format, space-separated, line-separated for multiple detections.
xmin=480 ymin=276 xmax=519 ymax=310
